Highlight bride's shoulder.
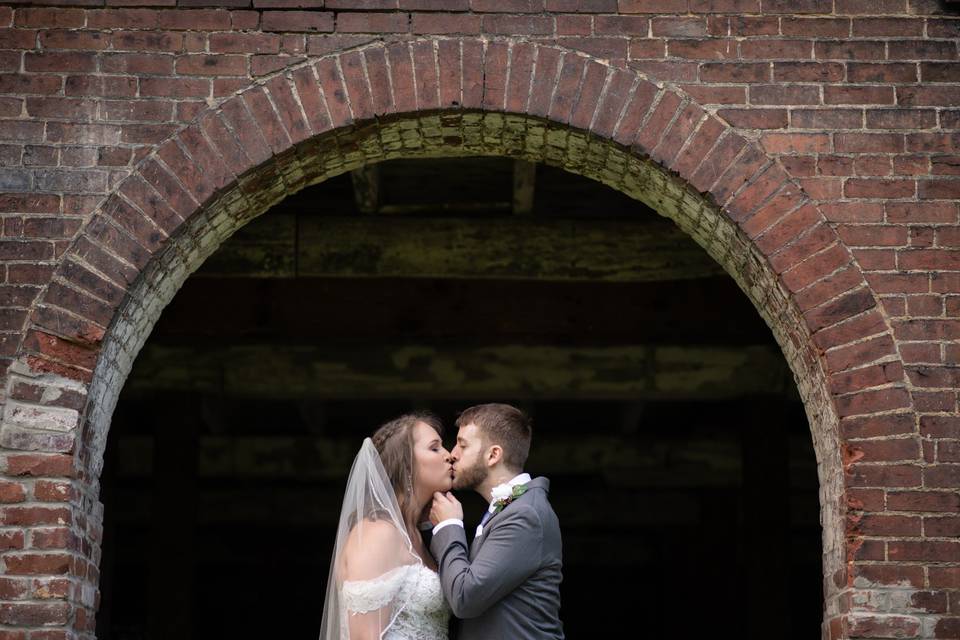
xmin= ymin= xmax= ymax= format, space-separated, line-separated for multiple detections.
xmin=341 ymin=517 xmax=409 ymax=580
xmin=347 ymin=515 xmax=404 ymax=542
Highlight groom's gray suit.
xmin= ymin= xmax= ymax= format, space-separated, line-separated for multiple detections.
xmin=429 ymin=476 xmax=564 ymax=639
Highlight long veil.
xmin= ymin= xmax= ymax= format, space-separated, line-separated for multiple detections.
xmin=318 ymin=437 xmax=422 ymax=639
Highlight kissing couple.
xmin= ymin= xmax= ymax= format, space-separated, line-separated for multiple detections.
xmin=318 ymin=403 xmax=564 ymax=639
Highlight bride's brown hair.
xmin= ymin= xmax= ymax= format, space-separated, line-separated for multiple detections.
xmin=372 ymin=411 xmax=444 ymax=529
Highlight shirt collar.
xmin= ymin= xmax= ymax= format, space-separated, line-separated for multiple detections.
xmin=507 ymin=472 xmax=531 ymax=487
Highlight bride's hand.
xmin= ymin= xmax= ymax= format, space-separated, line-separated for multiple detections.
xmin=430 ymin=491 xmax=463 ymax=525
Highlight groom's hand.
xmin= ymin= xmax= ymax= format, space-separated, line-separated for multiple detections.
xmin=430 ymin=491 xmax=463 ymax=525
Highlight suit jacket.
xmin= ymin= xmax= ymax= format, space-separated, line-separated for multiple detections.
xmin=429 ymin=476 xmax=564 ymax=640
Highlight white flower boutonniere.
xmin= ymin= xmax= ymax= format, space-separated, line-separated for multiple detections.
xmin=490 ymin=483 xmax=528 ymax=515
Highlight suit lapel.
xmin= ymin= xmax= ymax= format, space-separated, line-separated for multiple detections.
xmin=470 ymin=476 xmax=549 ymax=556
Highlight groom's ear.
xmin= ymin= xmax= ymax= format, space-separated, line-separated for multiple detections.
xmin=486 ymin=444 xmax=504 ymax=467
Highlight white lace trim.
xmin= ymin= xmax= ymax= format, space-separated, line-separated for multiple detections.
xmin=341 ymin=564 xmax=411 ymax=614
xmin=340 ymin=564 xmax=450 ymax=640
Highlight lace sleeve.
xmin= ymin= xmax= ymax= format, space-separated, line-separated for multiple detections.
xmin=341 ymin=565 xmax=411 ymax=614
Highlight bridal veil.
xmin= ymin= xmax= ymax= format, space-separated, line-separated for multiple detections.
xmin=318 ymin=437 xmax=422 ymax=640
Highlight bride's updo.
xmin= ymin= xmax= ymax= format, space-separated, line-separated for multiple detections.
xmin=372 ymin=411 xmax=444 ymax=525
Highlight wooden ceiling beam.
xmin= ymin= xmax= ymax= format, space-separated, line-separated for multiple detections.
xmin=124 ymin=342 xmax=794 ymax=400
xmin=196 ymin=213 xmax=724 ymax=282
xmin=512 ymin=160 xmax=536 ymax=215
xmin=349 ymin=165 xmax=380 ymax=214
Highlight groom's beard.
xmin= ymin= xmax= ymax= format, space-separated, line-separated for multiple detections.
xmin=452 ymin=457 xmax=487 ymax=491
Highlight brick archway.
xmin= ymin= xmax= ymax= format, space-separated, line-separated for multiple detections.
xmin=0 ymin=37 xmax=916 ymax=638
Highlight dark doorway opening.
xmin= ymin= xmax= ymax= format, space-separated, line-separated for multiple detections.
xmin=96 ymin=161 xmax=823 ymax=639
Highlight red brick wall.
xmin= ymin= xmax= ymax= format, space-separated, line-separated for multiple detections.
xmin=0 ymin=2 xmax=957 ymax=639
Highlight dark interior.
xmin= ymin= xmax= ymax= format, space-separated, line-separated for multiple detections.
xmin=95 ymin=160 xmax=823 ymax=639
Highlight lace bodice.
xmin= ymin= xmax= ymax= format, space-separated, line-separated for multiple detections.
xmin=341 ymin=563 xmax=450 ymax=640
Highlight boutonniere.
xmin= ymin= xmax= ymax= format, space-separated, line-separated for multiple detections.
xmin=490 ymin=483 xmax=528 ymax=515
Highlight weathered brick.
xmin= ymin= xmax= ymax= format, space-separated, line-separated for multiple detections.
xmin=175 ymin=54 xmax=247 ymax=77
xmin=14 ymin=8 xmax=84 ymax=29
xmin=0 ymin=22 xmax=954 ymax=638
xmin=156 ymin=9 xmax=231 ymax=31
xmin=338 ymin=12 xmax=408 ymax=34
xmin=261 ymin=10 xmax=333 ymax=32
xmin=774 ymin=62 xmax=843 ymax=82
xmin=825 ymin=85 xmax=896 ymax=105
xmin=412 ymin=12 xmax=480 ymax=34
xmin=505 ymin=41 xmax=535 ymax=115
xmin=24 ymin=52 xmax=95 ymax=73
xmin=433 ymin=39 xmax=460 ymax=110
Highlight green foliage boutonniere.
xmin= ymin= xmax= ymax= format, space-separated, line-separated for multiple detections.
xmin=491 ymin=484 xmax=528 ymax=515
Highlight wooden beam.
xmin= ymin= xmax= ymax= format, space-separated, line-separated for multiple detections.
xmin=350 ymin=165 xmax=380 ymax=214
xmin=113 ymin=432 xmax=789 ymax=484
xmin=123 ymin=343 xmax=793 ymax=400
xmin=153 ymin=276 xmax=775 ymax=346
xmin=111 ymin=430 xmax=816 ymax=487
xmin=351 ymin=159 xmax=522 ymax=215
xmin=513 ymin=160 xmax=536 ymax=215
xmin=108 ymin=484 xmax=704 ymax=527
xmin=195 ymin=213 xmax=725 ymax=281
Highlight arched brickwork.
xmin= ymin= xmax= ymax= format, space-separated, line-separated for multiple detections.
xmin=0 ymin=36 xmax=942 ymax=639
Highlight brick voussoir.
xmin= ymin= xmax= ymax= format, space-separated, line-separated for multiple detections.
xmin=138 ymin=156 xmax=201 ymax=220
xmin=781 ymin=242 xmax=852 ymax=292
xmin=481 ymin=39 xmax=509 ymax=113
xmin=769 ymin=222 xmax=839 ymax=277
xmin=527 ymin=45 xmax=562 ymax=119
xmin=198 ymin=110 xmax=256 ymax=178
xmin=411 ymin=40 xmax=441 ymax=112
xmin=175 ymin=123 xmax=236 ymax=193
xmin=460 ymin=39 xmax=484 ymax=110
xmin=290 ymin=65 xmax=333 ymax=135
xmin=728 ymin=162 xmax=793 ymax=227
xmin=569 ymin=60 xmax=610 ymax=132
xmin=361 ymin=46 xmax=394 ymax=118
xmin=709 ymin=144 xmax=768 ymax=207
xmin=668 ymin=114 xmax=725 ymax=179
xmin=632 ymin=91 xmax=682 ymax=158
xmin=588 ymin=67 xmax=633 ymax=139
xmin=102 ymin=194 xmax=166 ymax=254
xmin=755 ymin=201 xmax=823 ymax=255
xmin=337 ymin=50 xmax=374 ymax=122
xmin=155 ymin=137 xmax=219 ymax=208
xmin=117 ymin=174 xmax=184 ymax=237
xmin=71 ymin=236 xmax=139 ymax=290
xmin=688 ymin=130 xmax=747 ymax=195
xmin=212 ymin=102 xmax=271 ymax=187
xmin=794 ymin=265 xmax=865 ymax=314
xmin=315 ymin=56 xmax=354 ymax=129
xmin=650 ymin=101 xmax=705 ymax=167
xmin=386 ymin=42 xmax=417 ymax=113
xmin=41 ymin=282 xmax=114 ymax=333
xmin=436 ymin=39 xmax=462 ymax=110
xmin=263 ymin=75 xmax=313 ymax=146
xmin=240 ymin=86 xmax=293 ymax=155
xmin=505 ymin=40 xmax=536 ymax=116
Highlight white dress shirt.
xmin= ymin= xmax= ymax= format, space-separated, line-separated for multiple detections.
xmin=432 ymin=472 xmax=532 ymax=538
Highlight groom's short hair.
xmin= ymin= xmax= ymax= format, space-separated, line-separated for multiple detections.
xmin=456 ymin=403 xmax=532 ymax=471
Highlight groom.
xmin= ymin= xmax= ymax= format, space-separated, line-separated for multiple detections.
xmin=429 ymin=403 xmax=564 ymax=639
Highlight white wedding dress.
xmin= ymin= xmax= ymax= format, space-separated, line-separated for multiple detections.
xmin=319 ymin=438 xmax=451 ymax=640
xmin=341 ymin=563 xmax=450 ymax=640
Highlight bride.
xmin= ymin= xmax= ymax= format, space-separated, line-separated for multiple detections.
xmin=319 ymin=412 xmax=455 ymax=639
